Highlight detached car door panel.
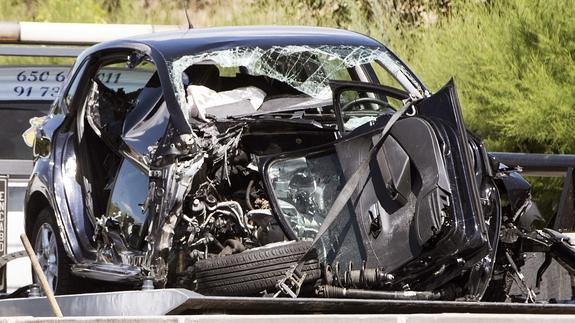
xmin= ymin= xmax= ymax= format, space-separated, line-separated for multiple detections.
xmin=263 ymin=80 xmax=489 ymax=290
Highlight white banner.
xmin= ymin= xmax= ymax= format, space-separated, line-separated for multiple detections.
xmin=0 ymin=66 xmax=155 ymax=101
xmin=0 ymin=66 xmax=70 ymax=101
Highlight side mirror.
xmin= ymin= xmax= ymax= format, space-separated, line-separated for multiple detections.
xmin=22 ymin=116 xmax=49 ymax=157
xmin=22 ymin=116 xmax=47 ymax=147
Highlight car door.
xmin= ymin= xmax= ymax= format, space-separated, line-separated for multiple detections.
xmin=48 ymin=50 xmax=169 ymax=262
xmin=74 ymin=52 xmax=169 ymax=254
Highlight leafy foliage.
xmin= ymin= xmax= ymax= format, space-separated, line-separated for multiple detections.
xmin=385 ymin=1 xmax=575 ymax=216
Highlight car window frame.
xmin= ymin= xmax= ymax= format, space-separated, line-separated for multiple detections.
xmin=73 ymin=49 xmax=167 ymax=172
xmin=52 ymin=58 xmax=90 ymax=116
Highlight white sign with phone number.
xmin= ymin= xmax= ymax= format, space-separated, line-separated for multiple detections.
xmin=0 ymin=66 xmax=148 ymax=101
xmin=0 ymin=66 xmax=71 ymax=101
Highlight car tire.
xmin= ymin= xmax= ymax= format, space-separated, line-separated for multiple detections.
xmin=193 ymin=241 xmax=321 ymax=296
xmin=30 ymin=208 xmax=79 ymax=295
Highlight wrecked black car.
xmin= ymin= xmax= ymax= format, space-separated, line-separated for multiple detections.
xmin=23 ymin=26 xmax=575 ymax=301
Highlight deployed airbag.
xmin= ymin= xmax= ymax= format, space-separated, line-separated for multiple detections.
xmin=186 ymin=85 xmax=266 ymax=120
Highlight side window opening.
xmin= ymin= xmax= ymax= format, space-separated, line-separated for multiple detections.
xmin=84 ymin=56 xmax=159 ymax=151
xmin=60 ymin=60 xmax=88 ymax=114
xmin=338 ymin=86 xmax=408 ymax=131
xmin=370 ymin=62 xmax=404 ymax=92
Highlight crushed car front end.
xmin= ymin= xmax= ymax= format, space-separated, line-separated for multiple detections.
xmin=139 ymin=32 xmax=496 ymax=300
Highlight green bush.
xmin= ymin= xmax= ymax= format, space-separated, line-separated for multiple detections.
xmin=384 ymin=0 xmax=575 ymax=218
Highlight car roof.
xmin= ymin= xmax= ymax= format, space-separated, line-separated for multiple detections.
xmin=74 ymin=26 xmax=401 ymax=135
xmin=91 ymin=25 xmax=384 ymax=60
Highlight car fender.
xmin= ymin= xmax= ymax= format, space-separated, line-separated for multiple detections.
xmin=25 ymin=141 xmax=83 ymax=263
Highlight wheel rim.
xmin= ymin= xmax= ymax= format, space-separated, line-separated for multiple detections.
xmin=34 ymin=223 xmax=58 ymax=292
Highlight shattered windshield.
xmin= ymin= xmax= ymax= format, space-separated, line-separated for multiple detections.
xmin=169 ymin=45 xmax=423 ymax=123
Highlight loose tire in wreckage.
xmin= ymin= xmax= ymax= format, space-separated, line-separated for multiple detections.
xmin=193 ymin=240 xmax=321 ymax=296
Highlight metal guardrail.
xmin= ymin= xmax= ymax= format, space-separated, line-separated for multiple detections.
xmin=0 ymin=21 xmax=184 ymax=45
xmin=490 ymin=152 xmax=575 ymax=177
xmin=0 ymin=46 xmax=83 ymax=57
xmin=491 ymin=152 xmax=575 ymax=232
xmin=2 ymin=289 xmax=575 ymax=317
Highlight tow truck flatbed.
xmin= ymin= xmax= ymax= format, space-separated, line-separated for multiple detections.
xmin=1 ymin=289 xmax=575 ymax=317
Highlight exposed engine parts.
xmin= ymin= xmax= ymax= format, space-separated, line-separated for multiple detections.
xmin=168 ymin=123 xmax=287 ymax=283
xmin=179 ymin=183 xmax=258 ymax=260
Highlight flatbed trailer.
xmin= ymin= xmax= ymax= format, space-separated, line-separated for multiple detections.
xmin=2 ymin=289 xmax=575 ymax=317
